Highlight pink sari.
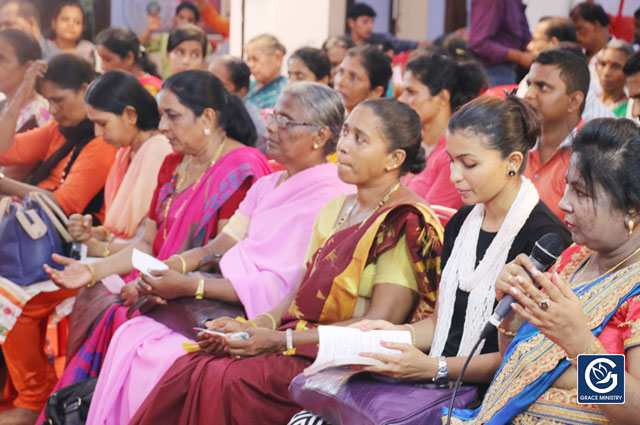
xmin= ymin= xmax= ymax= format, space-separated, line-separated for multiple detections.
xmin=85 ymin=162 xmax=354 ymax=425
xmin=37 ymin=147 xmax=271 ymax=424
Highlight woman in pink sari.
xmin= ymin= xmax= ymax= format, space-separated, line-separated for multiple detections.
xmin=41 ymin=70 xmax=272 ymax=400
xmin=84 ymin=82 xmax=355 ymax=424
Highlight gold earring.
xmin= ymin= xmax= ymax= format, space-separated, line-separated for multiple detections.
xmin=629 ymin=220 xmax=635 ymax=235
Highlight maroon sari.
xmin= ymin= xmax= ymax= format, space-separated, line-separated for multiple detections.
xmin=129 ymin=203 xmax=443 ymax=425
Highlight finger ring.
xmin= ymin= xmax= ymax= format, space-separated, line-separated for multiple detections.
xmin=539 ymin=298 xmax=550 ymax=311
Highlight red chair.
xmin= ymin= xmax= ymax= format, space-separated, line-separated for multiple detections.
xmin=431 ymin=205 xmax=457 ymax=228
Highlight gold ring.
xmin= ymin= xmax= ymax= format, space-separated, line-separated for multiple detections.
xmin=539 ymin=298 xmax=550 ymax=311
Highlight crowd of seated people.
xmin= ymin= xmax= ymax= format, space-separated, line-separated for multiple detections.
xmin=0 ymin=1 xmax=637 ymax=424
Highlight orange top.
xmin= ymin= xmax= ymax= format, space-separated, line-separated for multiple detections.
xmin=524 ymin=146 xmax=570 ymax=222
xmin=200 ymin=4 xmax=229 ymax=36
xmin=0 ymin=121 xmax=117 ymax=220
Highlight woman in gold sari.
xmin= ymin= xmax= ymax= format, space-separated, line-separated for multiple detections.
xmin=129 ymin=97 xmax=444 ymax=425
xmin=450 ymin=118 xmax=640 ymax=424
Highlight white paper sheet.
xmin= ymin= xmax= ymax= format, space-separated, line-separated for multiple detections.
xmin=131 ymin=248 xmax=168 ymax=277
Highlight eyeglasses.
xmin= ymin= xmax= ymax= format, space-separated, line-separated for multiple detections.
xmin=266 ymin=112 xmax=319 ymax=129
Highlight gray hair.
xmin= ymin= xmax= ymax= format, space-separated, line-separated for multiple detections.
xmin=247 ymin=33 xmax=286 ymax=55
xmin=280 ymin=82 xmax=345 ymax=154
xmin=605 ymin=39 xmax=634 ymax=57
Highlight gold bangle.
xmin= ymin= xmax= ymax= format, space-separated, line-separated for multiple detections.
xmin=404 ymin=323 xmax=416 ymax=345
xmin=86 ymin=263 xmax=97 ymax=287
xmin=171 ymin=254 xmax=187 ymax=274
xmin=194 ymin=278 xmax=204 ymax=300
xmin=102 ymin=242 xmax=110 ymax=258
xmin=96 ymin=225 xmax=112 ymax=241
xmin=257 ymin=313 xmax=277 ymax=330
xmin=567 ymin=337 xmax=602 ymax=362
xmin=498 ymin=326 xmax=517 ymax=337
xmin=235 ymin=316 xmax=247 ymax=323
xmin=248 ymin=320 xmax=258 ymax=328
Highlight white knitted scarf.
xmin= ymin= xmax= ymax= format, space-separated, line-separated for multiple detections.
xmin=429 ymin=177 xmax=539 ymax=357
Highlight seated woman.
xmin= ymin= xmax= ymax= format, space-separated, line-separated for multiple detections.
xmin=166 ymin=24 xmax=208 ymax=77
xmin=95 ymin=27 xmax=163 ymax=97
xmin=244 ymin=34 xmax=287 ymax=109
xmin=399 ymin=54 xmax=487 ymax=210
xmin=449 ymin=118 xmax=640 ymax=424
xmin=0 ymin=54 xmax=117 ymax=424
xmin=129 ymin=98 xmax=443 ymax=425
xmin=70 ymin=70 xmax=173 ymax=254
xmin=85 ymin=82 xmax=355 ymax=424
xmin=595 ymin=40 xmax=634 ymax=118
xmin=334 ymin=45 xmax=391 ymax=116
xmin=322 ymin=35 xmax=354 ymax=86
xmin=0 ymin=29 xmax=50 ymax=133
xmin=42 ymin=70 xmax=271 ymax=391
xmin=294 ymin=96 xmax=571 ymax=425
xmin=48 ymin=1 xmax=96 ymax=67
xmin=287 ymin=47 xmax=331 ymax=85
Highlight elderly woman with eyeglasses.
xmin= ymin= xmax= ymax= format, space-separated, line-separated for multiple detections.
xmin=82 ymin=82 xmax=354 ymax=424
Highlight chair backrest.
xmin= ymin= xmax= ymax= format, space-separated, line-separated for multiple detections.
xmin=431 ymin=205 xmax=457 ymax=228
xmin=482 ymin=84 xmax=519 ymax=98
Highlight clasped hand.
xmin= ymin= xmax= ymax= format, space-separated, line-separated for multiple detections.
xmin=196 ymin=317 xmax=283 ymax=357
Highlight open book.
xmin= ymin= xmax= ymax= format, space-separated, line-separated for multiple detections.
xmin=303 ymin=325 xmax=412 ymax=376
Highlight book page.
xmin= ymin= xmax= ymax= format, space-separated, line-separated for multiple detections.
xmin=305 ymin=326 xmax=411 ymax=374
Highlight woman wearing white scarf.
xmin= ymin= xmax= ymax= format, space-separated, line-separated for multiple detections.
xmin=353 ymin=96 xmax=571 ymax=386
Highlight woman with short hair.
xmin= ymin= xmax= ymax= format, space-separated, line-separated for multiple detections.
xmin=287 ymin=47 xmax=331 ymax=85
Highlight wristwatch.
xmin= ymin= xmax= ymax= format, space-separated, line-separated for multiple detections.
xmin=433 ymin=356 xmax=450 ymax=388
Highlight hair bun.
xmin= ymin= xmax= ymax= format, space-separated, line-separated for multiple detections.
xmin=505 ymin=95 xmax=541 ymax=149
xmin=406 ymin=144 xmax=426 ymax=175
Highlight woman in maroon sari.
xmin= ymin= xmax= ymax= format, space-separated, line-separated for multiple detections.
xmin=130 ymin=98 xmax=444 ymax=425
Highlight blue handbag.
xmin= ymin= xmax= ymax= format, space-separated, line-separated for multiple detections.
xmin=0 ymin=192 xmax=71 ymax=286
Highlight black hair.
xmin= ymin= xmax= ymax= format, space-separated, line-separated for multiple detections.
xmin=289 ymin=47 xmax=330 ymax=81
xmin=551 ymin=41 xmax=587 ymax=58
xmin=347 ymin=3 xmax=376 ymax=19
xmin=345 ymin=45 xmax=392 ymax=94
xmin=85 ymin=70 xmax=159 ymax=131
xmin=175 ymin=2 xmax=199 ymax=22
xmin=42 ymin=53 xmax=96 ymax=91
xmin=533 ymin=49 xmax=590 ymax=114
xmin=624 ymin=50 xmax=640 ymax=76
xmin=360 ymin=98 xmax=425 ymax=175
xmin=95 ymin=27 xmax=160 ymax=78
xmin=0 ymin=28 xmax=41 ymax=64
xmin=635 ymin=7 xmax=640 ymax=19
xmin=432 ymin=32 xmax=474 ymax=60
xmin=570 ymin=2 xmax=610 ymax=27
xmin=162 ymin=70 xmax=256 ymax=146
xmin=167 ymin=23 xmax=207 ymax=55
xmin=4 ymin=0 xmax=40 ymax=27
xmin=571 ymin=118 xmax=640 ymax=211
xmin=539 ymin=17 xmax=578 ymax=43
xmin=406 ymin=54 xmax=487 ymax=112
xmin=448 ymin=96 xmax=542 ymax=172
xmin=213 ymin=55 xmax=251 ymax=91
xmin=52 ymin=1 xmax=83 ymax=21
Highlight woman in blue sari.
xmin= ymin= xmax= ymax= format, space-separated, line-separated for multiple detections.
xmin=450 ymin=118 xmax=640 ymax=424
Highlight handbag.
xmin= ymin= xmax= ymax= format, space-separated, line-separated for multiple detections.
xmin=127 ymin=273 xmax=246 ymax=340
xmin=0 ymin=192 xmax=72 ymax=286
xmin=289 ymin=371 xmax=478 ymax=425
xmin=44 ymin=377 xmax=97 ymax=425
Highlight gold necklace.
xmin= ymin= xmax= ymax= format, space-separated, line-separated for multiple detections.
xmin=162 ymin=137 xmax=227 ymax=239
xmin=572 ymin=244 xmax=640 ymax=284
xmin=330 ymin=181 xmax=401 ymax=237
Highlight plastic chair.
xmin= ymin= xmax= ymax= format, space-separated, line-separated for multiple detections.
xmin=482 ymin=84 xmax=519 ymax=98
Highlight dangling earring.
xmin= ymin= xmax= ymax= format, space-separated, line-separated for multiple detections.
xmin=629 ymin=220 xmax=635 ymax=235
xmin=204 ymin=128 xmax=211 ymax=136
xmin=508 ymin=170 xmax=516 ymax=176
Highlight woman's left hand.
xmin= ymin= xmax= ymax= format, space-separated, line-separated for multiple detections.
xmin=226 ymin=327 xmax=284 ymax=358
xmin=359 ymin=342 xmax=436 ymax=381
xmin=506 ymin=255 xmax=593 ymax=357
xmin=139 ymin=269 xmax=195 ymax=300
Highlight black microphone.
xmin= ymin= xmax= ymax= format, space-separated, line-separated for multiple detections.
xmin=479 ymin=233 xmax=568 ymax=339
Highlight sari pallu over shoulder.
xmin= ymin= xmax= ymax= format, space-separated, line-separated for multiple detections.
xmin=447 ymin=244 xmax=640 ymax=425
xmin=280 ymin=202 xmax=443 ymax=358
